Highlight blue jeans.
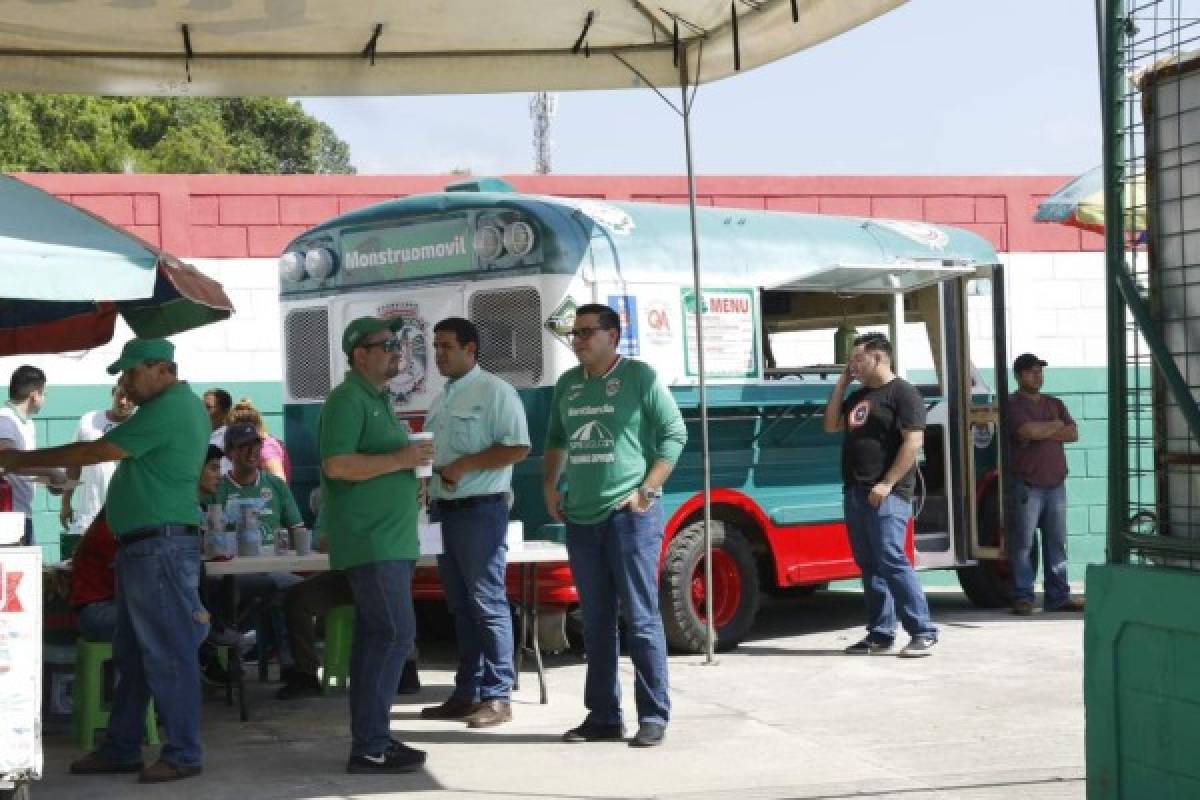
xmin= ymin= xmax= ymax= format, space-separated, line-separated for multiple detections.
xmin=1009 ymin=482 xmax=1070 ymax=609
xmin=565 ymin=503 xmax=670 ymax=727
xmin=77 ymin=600 xmax=117 ymax=643
xmin=345 ymin=560 xmax=416 ymax=757
xmin=844 ymin=486 xmax=937 ymax=641
xmin=98 ymin=530 xmax=208 ymax=768
xmin=435 ymin=496 xmax=515 ymax=702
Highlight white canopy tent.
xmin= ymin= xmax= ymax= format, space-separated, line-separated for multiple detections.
xmin=0 ymin=0 xmax=909 ymax=659
xmin=0 ymin=1 xmax=903 ymax=95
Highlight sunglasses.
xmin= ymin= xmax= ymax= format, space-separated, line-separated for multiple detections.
xmin=567 ymin=326 xmax=612 ymax=340
xmin=360 ymin=337 xmax=400 ymax=352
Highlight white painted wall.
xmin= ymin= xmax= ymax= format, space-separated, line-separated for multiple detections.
xmin=0 ymin=259 xmax=282 ymax=388
xmin=0 ymin=251 xmax=1110 ymax=391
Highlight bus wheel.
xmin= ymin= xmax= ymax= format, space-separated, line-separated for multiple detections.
xmin=660 ymin=520 xmax=760 ymax=653
xmin=955 ymin=481 xmax=1039 ymax=608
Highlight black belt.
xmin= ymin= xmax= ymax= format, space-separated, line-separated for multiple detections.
xmin=433 ymin=493 xmax=507 ymax=511
xmin=117 ymin=524 xmax=201 ymax=547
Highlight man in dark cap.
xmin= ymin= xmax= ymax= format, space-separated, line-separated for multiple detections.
xmin=1007 ymin=353 xmax=1085 ymax=616
xmin=0 ymin=337 xmax=210 ymax=782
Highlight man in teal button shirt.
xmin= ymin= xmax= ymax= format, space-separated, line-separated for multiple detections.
xmin=420 ymin=317 xmax=530 ymax=729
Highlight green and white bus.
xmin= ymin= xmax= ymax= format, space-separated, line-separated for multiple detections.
xmin=278 ymin=177 xmax=1012 ymax=652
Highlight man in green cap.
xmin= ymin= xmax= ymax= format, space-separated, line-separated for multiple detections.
xmin=320 ymin=316 xmax=434 ymax=774
xmin=0 ymin=337 xmax=210 ymax=783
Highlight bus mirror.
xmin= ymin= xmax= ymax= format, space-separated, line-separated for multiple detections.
xmin=279 ymin=251 xmax=307 ymax=283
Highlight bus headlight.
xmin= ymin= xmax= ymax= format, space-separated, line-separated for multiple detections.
xmin=473 ymin=225 xmax=505 ymax=261
xmin=502 ymin=221 xmax=536 ymax=257
xmin=278 ymin=251 xmax=307 ymax=283
xmin=305 ymin=248 xmax=337 ymax=281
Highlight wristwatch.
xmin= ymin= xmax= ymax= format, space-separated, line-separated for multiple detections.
xmin=639 ymin=485 xmax=663 ymax=500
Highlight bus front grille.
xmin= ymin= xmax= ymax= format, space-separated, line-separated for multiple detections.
xmin=284 ymin=307 xmax=332 ymax=400
xmin=469 ymin=286 xmax=543 ymax=388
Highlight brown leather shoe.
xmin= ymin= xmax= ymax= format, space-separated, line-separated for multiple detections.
xmin=138 ymin=759 xmax=202 ymax=783
xmin=419 ymin=696 xmax=479 ymax=720
xmin=465 ymin=699 xmax=512 ymax=729
xmin=1011 ymin=600 xmax=1034 ymax=616
xmin=1048 ymin=596 xmax=1086 ymax=612
xmin=69 ymin=751 xmax=143 ymax=775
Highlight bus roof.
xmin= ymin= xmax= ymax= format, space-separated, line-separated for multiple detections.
xmin=283 ymin=188 xmax=999 ymax=294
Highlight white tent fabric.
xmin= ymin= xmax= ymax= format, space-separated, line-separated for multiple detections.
xmin=0 ymin=0 xmax=904 ymax=96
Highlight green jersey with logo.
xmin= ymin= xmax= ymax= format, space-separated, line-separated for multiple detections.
xmin=545 ymin=357 xmax=687 ymax=524
xmin=212 ymin=470 xmax=303 ymax=544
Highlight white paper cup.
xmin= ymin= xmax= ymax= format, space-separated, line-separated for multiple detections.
xmin=293 ymin=527 xmax=312 ymax=556
xmin=409 ymin=431 xmax=434 ymax=478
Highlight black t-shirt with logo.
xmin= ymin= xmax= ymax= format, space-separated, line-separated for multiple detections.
xmin=840 ymin=378 xmax=927 ymax=500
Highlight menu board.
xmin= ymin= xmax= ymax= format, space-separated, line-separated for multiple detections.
xmin=681 ymin=288 xmax=759 ymax=379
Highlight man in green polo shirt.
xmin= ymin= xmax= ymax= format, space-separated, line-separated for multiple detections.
xmin=319 ymin=316 xmax=434 ymax=775
xmin=544 ymin=303 xmax=687 ymax=749
xmin=0 ymin=337 xmax=210 ymax=783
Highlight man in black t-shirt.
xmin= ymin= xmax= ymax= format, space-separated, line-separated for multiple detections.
xmin=823 ymin=333 xmax=938 ymax=657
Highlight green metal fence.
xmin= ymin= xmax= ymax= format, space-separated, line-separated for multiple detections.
xmin=1103 ymin=0 xmax=1200 ymax=569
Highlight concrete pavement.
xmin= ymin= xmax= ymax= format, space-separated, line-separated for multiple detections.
xmin=35 ymin=589 xmax=1086 ymax=799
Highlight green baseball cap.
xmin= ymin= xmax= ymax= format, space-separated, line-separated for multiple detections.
xmin=106 ymin=338 xmax=176 ymax=375
xmin=342 ymin=316 xmax=402 ymax=356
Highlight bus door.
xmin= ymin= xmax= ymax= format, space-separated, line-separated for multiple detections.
xmin=938 ymin=265 xmax=1009 ymax=568
xmin=328 ymin=283 xmax=468 ymax=415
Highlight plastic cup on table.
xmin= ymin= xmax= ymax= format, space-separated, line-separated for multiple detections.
xmin=293 ymin=527 xmax=312 ymax=556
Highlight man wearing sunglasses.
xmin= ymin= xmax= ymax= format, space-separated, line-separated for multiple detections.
xmin=319 ymin=316 xmax=435 ymax=775
xmin=543 ymin=303 xmax=687 ymax=748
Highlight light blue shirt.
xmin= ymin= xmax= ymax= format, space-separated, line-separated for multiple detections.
xmin=426 ymin=364 xmax=530 ymax=499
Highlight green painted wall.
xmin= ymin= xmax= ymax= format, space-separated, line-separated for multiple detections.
xmin=1085 ymin=564 xmax=1200 ymax=799
xmin=27 ymin=381 xmax=282 ymax=560
xmin=911 ymin=366 xmax=1110 ymax=588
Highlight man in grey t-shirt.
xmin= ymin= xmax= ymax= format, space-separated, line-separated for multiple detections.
xmin=0 ymin=365 xmax=66 ymax=545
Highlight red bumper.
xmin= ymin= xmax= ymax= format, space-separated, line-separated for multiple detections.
xmin=412 ymin=561 xmax=578 ymax=607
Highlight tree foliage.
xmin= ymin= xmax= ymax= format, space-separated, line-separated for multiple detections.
xmin=0 ymin=95 xmax=354 ymax=174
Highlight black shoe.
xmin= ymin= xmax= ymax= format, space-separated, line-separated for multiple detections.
xmin=844 ymin=635 xmax=894 ymax=655
xmin=346 ymin=744 xmax=426 ymax=774
xmin=629 ymin=722 xmax=666 ymax=748
xmin=397 ymin=659 xmax=421 ymax=695
xmin=276 ymin=671 xmax=321 ymax=700
xmin=138 ymin=759 xmax=203 ymax=783
xmin=898 ymin=634 xmax=938 ymax=658
xmin=562 ymin=720 xmax=626 ymax=743
xmin=69 ymin=751 xmax=144 ymax=775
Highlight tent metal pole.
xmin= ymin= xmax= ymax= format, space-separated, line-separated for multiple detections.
xmin=679 ymin=50 xmax=716 ymax=664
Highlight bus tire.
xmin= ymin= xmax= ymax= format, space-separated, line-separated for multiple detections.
xmin=955 ymin=480 xmax=1038 ymax=608
xmin=660 ymin=520 xmax=760 ymax=653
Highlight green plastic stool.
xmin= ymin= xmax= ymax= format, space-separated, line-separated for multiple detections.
xmin=320 ymin=605 xmax=355 ymax=693
xmin=72 ymin=639 xmax=159 ymax=750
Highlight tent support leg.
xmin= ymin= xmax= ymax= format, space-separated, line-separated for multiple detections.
xmin=679 ymin=51 xmax=717 ymax=665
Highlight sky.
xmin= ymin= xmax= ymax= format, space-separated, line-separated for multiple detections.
xmin=299 ymin=0 xmax=1101 ymax=177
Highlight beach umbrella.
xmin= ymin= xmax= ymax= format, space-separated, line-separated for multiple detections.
xmin=0 ymin=175 xmax=233 ymax=356
xmin=1034 ymin=165 xmax=1146 ymax=234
